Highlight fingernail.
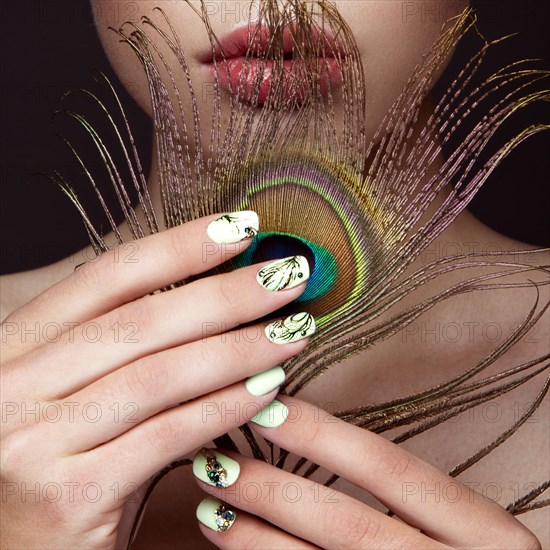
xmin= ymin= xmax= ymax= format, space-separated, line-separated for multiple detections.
xmin=193 ymin=448 xmax=240 ymax=488
xmin=256 ymin=255 xmax=310 ymax=291
xmin=245 ymin=366 xmax=285 ymax=396
xmin=207 ymin=211 xmax=259 ymax=244
xmin=250 ymin=399 xmax=289 ymax=428
xmin=196 ymin=497 xmax=237 ymax=532
xmin=265 ymin=312 xmax=315 ymax=344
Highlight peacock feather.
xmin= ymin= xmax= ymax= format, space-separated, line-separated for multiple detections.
xmin=50 ymin=1 xmax=549 ymax=542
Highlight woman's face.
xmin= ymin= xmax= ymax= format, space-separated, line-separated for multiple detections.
xmin=93 ymin=0 xmax=468 ymax=143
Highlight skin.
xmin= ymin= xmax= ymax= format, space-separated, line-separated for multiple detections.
xmin=198 ymin=396 xmax=542 ymax=549
xmin=92 ymin=0 xmax=461 ymax=145
xmin=1 ymin=1 xmax=548 ymax=548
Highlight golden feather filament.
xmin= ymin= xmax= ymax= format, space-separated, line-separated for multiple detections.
xmin=50 ymin=2 xmax=549 ymax=540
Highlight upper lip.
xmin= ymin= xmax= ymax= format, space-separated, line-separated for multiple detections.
xmin=197 ymin=23 xmax=343 ymax=63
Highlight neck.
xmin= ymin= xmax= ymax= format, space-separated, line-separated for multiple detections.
xmin=0 ymin=110 xmax=523 ymax=318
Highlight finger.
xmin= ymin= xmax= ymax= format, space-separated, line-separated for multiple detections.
xmin=196 ymin=497 xmax=316 ymax=549
xmin=60 ymin=326 xmax=307 ymax=453
xmin=195 ymin=452 xmax=446 ymax=550
xmin=2 ymin=212 xmax=258 ymax=356
xmin=10 ymin=259 xmax=312 ymax=400
xmin=251 ymin=396 xmax=532 ymax=549
xmin=85 ymin=382 xmax=282 ymax=494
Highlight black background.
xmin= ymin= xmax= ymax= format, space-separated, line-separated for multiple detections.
xmin=1 ymin=0 xmax=549 ymax=274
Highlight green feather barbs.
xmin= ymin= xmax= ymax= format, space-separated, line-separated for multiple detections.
xmin=53 ymin=3 xmax=549 ymax=523
xmin=226 ymin=153 xmax=387 ymax=325
xmin=54 ymin=0 xmax=549 ymax=357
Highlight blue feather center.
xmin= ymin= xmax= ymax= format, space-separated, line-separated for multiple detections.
xmin=234 ymin=231 xmax=337 ymax=302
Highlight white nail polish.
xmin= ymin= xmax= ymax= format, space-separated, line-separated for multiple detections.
xmin=207 ymin=211 xmax=259 ymax=244
xmin=245 ymin=366 xmax=285 ymax=396
xmin=265 ymin=312 xmax=316 ymax=344
xmin=250 ymin=399 xmax=289 ymax=428
xmin=256 ymin=256 xmax=310 ymax=291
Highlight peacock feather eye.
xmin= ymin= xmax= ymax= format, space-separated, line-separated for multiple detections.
xmin=225 ymin=152 xmax=388 ymax=325
xmin=53 ymin=0 xmax=548 ymax=370
xmin=53 ymin=1 xmax=549 ymax=529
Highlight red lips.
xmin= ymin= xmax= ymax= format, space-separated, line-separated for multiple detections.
xmin=199 ymin=24 xmax=344 ymax=105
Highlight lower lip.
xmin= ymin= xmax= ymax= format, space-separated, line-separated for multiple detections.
xmin=205 ymin=57 xmax=343 ymax=105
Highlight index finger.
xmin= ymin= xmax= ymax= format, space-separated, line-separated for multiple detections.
xmin=250 ymin=396 xmax=534 ymax=550
xmin=2 ymin=212 xmax=258 ymax=353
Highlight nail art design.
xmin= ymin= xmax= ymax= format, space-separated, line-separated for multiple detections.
xmin=207 ymin=211 xmax=259 ymax=244
xmin=265 ymin=312 xmax=316 ymax=344
xmin=256 ymin=255 xmax=310 ymax=291
xmin=214 ymin=503 xmax=237 ymax=532
xmin=192 ymin=448 xmax=240 ymax=488
xmin=204 ymin=450 xmax=228 ymax=487
xmin=196 ymin=497 xmax=237 ymax=532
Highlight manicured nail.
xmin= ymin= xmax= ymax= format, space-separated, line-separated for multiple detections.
xmin=250 ymin=399 xmax=289 ymax=428
xmin=245 ymin=366 xmax=285 ymax=396
xmin=196 ymin=497 xmax=237 ymax=532
xmin=256 ymin=255 xmax=310 ymax=291
xmin=193 ymin=448 xmax=240 ymax=488
xmin=207 ymin=211 xmax=259 ymax=244
xmin=265 ymin=312 xmax=315 ymax=344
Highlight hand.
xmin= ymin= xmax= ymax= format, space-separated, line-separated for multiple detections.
xmin=0 ymin=213 xmax=313 ymax=549
xmin=193 ymin=395 xmax=541 ymax=550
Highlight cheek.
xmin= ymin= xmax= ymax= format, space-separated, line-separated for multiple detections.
xmin=337 ymin=0 xmax=469 ymax=136
xmin=92 ymin=1 xmax=156 ymax=114
xmin=92 ymin=0 xmax=210 ymax=117
xmin=93 ymin=0 xmax=469 ymax=142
